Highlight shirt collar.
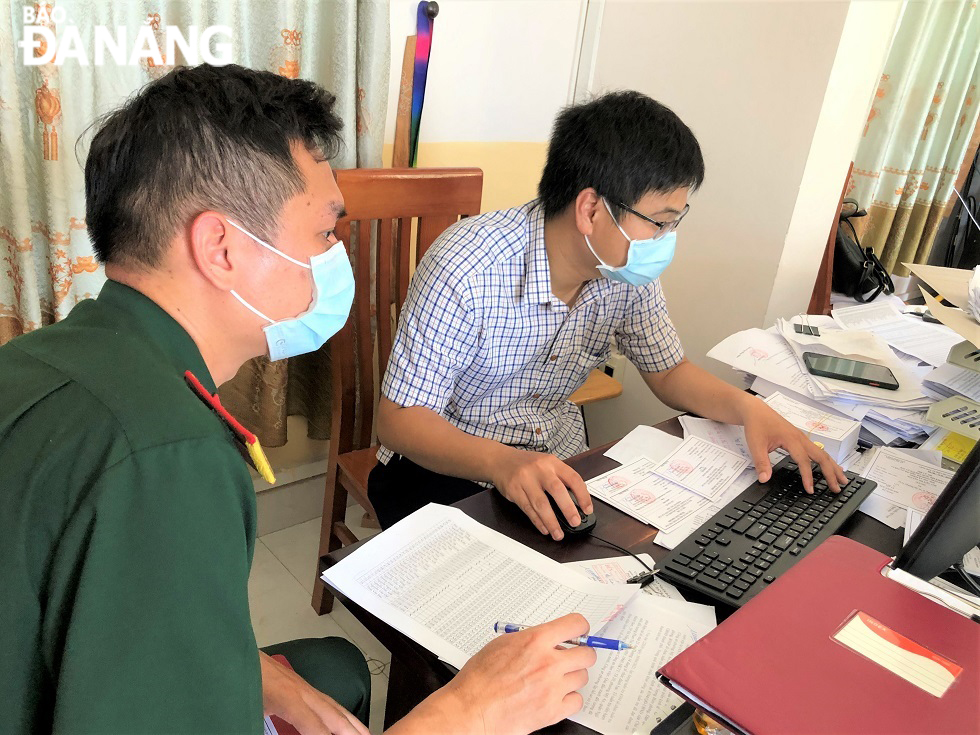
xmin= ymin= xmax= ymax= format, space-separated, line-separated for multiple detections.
xmin=522 ymin=201 xmax=606 ymax=310
xmin=523 ymin=201 xmax=555 ymax=306
xmin=97 ymin=279 xmax=217 ymax=393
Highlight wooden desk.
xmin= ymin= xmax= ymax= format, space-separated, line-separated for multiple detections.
xmin=321 ymin=418 xmax=903 ymax=733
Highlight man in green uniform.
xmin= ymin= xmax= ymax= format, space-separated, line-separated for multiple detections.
xmin=0 ymin=64 xmax=595 ymax=735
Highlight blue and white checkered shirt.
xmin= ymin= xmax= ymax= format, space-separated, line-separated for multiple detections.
xmin=378 ymin=200 xmax=684 ymax=466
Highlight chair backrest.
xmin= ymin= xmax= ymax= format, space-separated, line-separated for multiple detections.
xmin=330 ymin=167 xmax=484 ymax=455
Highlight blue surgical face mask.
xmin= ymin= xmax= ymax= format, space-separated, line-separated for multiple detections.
xmin=584 ymin=198 xmax=676 ymax=286
xmin=227 ymin=220 xmax=355 ymax=361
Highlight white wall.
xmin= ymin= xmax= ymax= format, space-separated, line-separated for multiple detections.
xmin=386 ymin=1 xmax=587 ymax=143
xmin=583 ymin=0 xmax=899 ymax=446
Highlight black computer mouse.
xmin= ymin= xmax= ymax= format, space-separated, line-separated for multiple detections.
xmin=547 ymin=492 xmax=597 ymax=537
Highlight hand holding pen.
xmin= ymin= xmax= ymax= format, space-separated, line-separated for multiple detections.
xmin=494 ymin=621 xmax=632 ymax=651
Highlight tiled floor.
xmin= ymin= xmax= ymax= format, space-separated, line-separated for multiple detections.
xmin=249 ymin=505 xmax=388 ymax=734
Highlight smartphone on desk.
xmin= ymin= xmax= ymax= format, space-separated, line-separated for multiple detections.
xmin=803 ymin=352 xmax=899 ymax=391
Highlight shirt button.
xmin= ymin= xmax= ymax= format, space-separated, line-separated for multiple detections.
xmin=549 ymin=355 xmax=558 ymax=361
xmin=535 ymin=428 xmax=543 ymax=435
xmin=532 ymin=393 xmax=541 ymax=399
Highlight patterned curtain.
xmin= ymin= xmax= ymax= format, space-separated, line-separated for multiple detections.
xmin=850 ymin=0 xmax=980 ymax=277
xmin=0 ymin=0 xmax=389 ymax=446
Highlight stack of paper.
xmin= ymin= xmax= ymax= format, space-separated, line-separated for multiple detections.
xmin=707 ymin=315 xmax=938 ymax=447
xmin=762 ymin=391 xmax=860 ymax=462
xmin=922 ymin=362 xmax=980 ymax=402
xmin=831 ymin=301 xmax=962 ymax=368
xmin=773 ymin=317 xmax=931 ymax=409
xmin=322 ymin=504 xmax=716 ymax=735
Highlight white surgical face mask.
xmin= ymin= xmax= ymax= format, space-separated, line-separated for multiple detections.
xmin=227 ymin=220 xmax=355 ymax=361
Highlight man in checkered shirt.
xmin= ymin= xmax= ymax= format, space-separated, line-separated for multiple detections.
xmin=369 ymin=91 xmax=847 ymax=536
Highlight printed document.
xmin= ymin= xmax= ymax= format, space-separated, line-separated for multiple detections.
xmin=587 ymin=457 xmax=714 ymax=533
xmin=322 ymin=504 xmax=638 ymax=669
xmin=832 ymin=302 xmax=960 ymax=367
xmin=858 ymin=449 xmax=954 ymax=529
xmin=764 ymin=391 xmax=857 ymax=441
xmin=652 ymin=436 xmax=749 ymax=501
xmin=573 ymin=594 xmax=716 ymax=735
xmin=679 ymin=414 xmax=786 ymax=469
xmin=651 ymin=468 xmax=759 ymax=550
xmin=923 ymin=362 xmax=980 ymax=402
xmin=560 ymin=557 xmax=718 ymax=735
xmin=707 ymin=327 xmax=816 ymax=396
xmin=322 ymin=505 xmax=716 ymax=735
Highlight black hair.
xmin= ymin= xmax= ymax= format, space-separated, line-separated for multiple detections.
xmin=538 ymin=90 xmax=704 ymax=219
xmin=83 ymin=63 xmax=343 ymax=266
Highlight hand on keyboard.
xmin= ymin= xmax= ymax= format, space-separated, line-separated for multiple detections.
xmin=739 ymin=398 xmax=849 ymax=493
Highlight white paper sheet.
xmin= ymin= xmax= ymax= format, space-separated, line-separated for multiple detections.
xmin=904 ymin=507 xmax=925 ymax=546
xmin=571 ymin=595 xmax=716 ymax=735
xmin=652 ymin=468 xmax=760 ymax=550
xmin=563 ymin=555 xmax=685 ymax=601
xmin=750 ymin=376 xmax=870 ymax=420
xmin=321 ymin=505 xmax=639 ymax=669
xmin=677 ymin=414 xmax=783 ymax=467
xmin=707 ymin=327 xmax=817 ymax=397
xmin=587 ymin=457 xmax=713 ymax=533
xmin=831 ymin=301 xmax=905 ymax=330
xmin=845 ymin=447 xmax=941 ymax=474
xmin=763 ymin=391 xmax=859 ymax=441
xmin=858 ymin=449 xmax=955 ymax=529
xmin=832 ymin=302 xmax=961 ymax=367
xmin=923 ymin=362 xmax=980 ymax=402
xmin=604 ymin=425 xmax=684 ymax=465
xmin=651 ymin=436 xmax=749 ymax=501
xmin=963 ymin=547 xmax=980 ymax=577
xmin=830 ymin=292 xmax=906 ymax=310
xmin=711 ymin=327 xmax=929 ymax=410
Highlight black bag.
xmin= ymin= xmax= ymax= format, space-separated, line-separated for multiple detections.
xmin=832 ymin=199 xmax=894 ymax=302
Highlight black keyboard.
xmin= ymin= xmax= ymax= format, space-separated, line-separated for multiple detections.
xmin=657 ymin=456 xmax=876 ymax=606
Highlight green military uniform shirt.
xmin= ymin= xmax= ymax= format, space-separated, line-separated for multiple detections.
xmin=0 ymin=280 xmax=263 ymax=734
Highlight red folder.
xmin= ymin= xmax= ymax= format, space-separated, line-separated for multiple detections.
xmin=657 ymin=536 xmax=979 ymax=735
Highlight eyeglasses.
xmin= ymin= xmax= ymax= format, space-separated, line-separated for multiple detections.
xmin=614 ymin=200 xmax=690 ymax=239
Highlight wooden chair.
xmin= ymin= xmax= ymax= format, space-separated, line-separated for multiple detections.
xmin=312 ymin=168 xmax=484 ymax=614
xmin=570 ymin=369 xmax=622 ymax=406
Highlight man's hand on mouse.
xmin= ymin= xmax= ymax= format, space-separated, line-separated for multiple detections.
xmin=489 ymin=446 xmax=593 ymax=540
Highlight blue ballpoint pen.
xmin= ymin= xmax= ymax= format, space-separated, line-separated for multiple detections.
xmin=493 ymin=621 xmax=632 ymax=651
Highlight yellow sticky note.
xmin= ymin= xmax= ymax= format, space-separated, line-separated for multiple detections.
xmin=935 ymin=431 xmax=976 ymax=464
